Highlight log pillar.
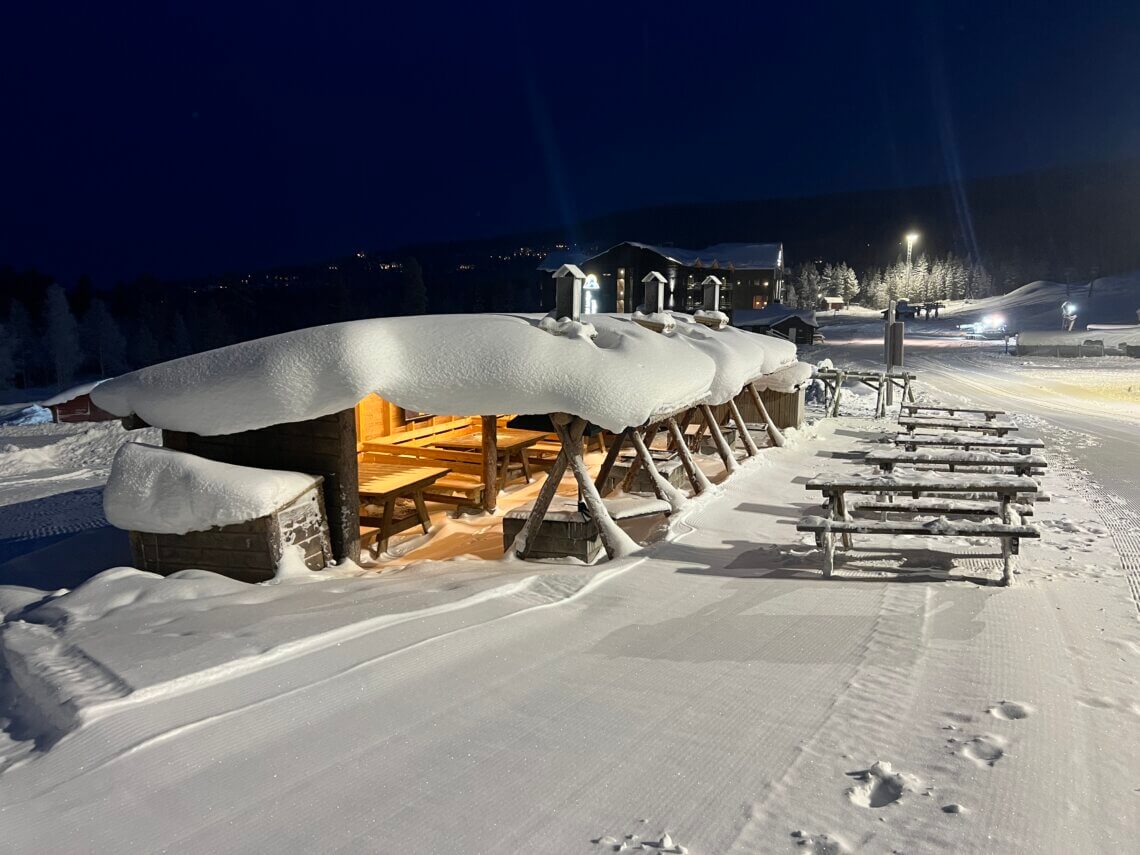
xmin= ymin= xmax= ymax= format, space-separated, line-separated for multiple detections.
xmin=481 ymin=415 xmax=499 ymax=513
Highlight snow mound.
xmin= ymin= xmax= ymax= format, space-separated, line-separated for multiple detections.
xmin=0 ymin=404 xmax=52 ymax=426
xmin=103 ymin=443 xmax=320 ymax=534
xmin=92 ymin=314 xmax=730 ymax=435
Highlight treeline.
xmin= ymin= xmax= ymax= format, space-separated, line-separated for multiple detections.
xmin=783 ymin=253 xmax=997 ymax=310
xmin=0 ymin=255 xmax=541 ymax=392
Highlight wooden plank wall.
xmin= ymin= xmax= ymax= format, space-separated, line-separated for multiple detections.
xmin=354 ymin=393 xmax=469 ymax=446
xmin=163 ymin=409 xmax=360 ymax=562
xmin=737 ymin=387 xmax=805 ymax=430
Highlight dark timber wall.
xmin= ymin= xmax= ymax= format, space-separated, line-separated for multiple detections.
xmin=163 ymin=409 xmax=360 ymax=562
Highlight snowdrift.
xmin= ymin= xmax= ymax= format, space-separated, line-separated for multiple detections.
xmin=92 ymin=314 xmax=800 ymax=435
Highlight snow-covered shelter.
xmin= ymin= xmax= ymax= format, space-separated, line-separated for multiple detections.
xmin=41 ymin=380 xmax=117 ymax=424
xmin=91 ymin=312 xmax=807 ymax=575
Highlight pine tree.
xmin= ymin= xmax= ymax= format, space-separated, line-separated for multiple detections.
xmin=837 ymin=263 xmax=859 ymax=305
xmin=0 ymin=322 xmax=15 ymax=389
xmin=45 ymin=283 xmax=82 ymax=388
xmin=171 ymin=312 xmax=193 ymax=358
xmin=132 ymin=322 xmax=161 ymax=368
xmin=400 ymin=257 xmax=428 ymax=315
xmin=784 ymin=282 xmax=798 ymax=309
xmin=6 ymin=301 xmax=36 ymax=387
xmin=794 ymin=263 xmax=821 ymax=311
xmin=83 ymin=299 xmax=127 ymax=377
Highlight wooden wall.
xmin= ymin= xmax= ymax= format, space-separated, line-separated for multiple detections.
xmin=354 ymin=393 xmax=469 ymax=446
xmin=738 ymin=387 xmax=805 ymax=430
xmin=163 ymin=409 xmax=359 ymax=562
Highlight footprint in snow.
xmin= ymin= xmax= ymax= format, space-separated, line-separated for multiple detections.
xmin=962 ymin=734 xmax=1006 ymax=767
xmin=592 ymin=831 xmax=687 ymax=853
xmin=988 ymin=700 xmax=1034 ymax=720
xmin=845 ymin=761 xmax=921 ymax=808
xmin=791 ymin=830 xmax=850 ymax=854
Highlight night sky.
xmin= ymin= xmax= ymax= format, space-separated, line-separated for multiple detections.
xmin=3 ymin=1 xmax=1139 ymax=283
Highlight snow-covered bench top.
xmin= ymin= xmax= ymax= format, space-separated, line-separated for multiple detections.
xmin=104 ymin=443 xmax=322 ymax=535
xmin=90 ymin=313 xmax=801 ymax=436
xmin=805 ymin=472 xmax=1039 ymax=493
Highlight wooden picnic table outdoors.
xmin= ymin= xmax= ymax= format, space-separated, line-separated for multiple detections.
xmin=900 ymin=403 xmax=1006 ymax=421
xmin=806 ymin=471 xmax=1039 ymax=537
xmin=816 ymin=368 xmax=916 ymax=417
xmin=862 ymin=448 xmax=1047 ymax=477
xmin=897 ymin=416 xmax=1018 ymax=436
xmin=433 ymin=427 xmax=549 ymax=490
xmin=358 ymin=462 xmax=451 ymax=554
xmin=891 ymin=432 xmax=1045 ymax=454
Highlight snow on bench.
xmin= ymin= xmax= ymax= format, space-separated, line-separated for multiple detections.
xmin=796 ymin=514 xmax=1039 ymax=585
xmin=847 ymin=497 xmax=1034 ymax=518
xmin=805 ymin=472 xmax=1039 ymax=495
xmin=890 ymin=432 xmax=1045 ymax=453
xmin=862 ymin=448 xmax=1047 ymax=476
xmin=897 ymin=416 xmax=1018 ymax=436
xmin=900 ymin=403 xmax=1006 ymax=420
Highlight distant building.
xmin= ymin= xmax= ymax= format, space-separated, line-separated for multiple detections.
xmin=821 ymin=295 xmax=845 ymax=312
xmin=537 ymin=241 xmax=784 ymax=318
xmin=731 ymin=304 xmax=819 ymax=345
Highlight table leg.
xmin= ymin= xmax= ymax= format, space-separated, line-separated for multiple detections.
xmin=835 ymin=491 xmax=853 ymax=548
xmin=520 ymin=449 xmax=532 ymax=483
xmin=380 ymin=498 xmax=395 ymax=554
xmin=413 ymin=490 xmax=431 ymax=535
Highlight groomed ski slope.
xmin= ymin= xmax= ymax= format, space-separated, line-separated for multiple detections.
xmin=1 ymin=399 xmax=1137 ymax=853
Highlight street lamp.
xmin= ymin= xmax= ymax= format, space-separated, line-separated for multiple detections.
xmin=905 ymin=233 xmax=919 ymax=295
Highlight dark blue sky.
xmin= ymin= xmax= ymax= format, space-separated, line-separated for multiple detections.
xmin=3 ymin=1 xmax=1139 ymax=283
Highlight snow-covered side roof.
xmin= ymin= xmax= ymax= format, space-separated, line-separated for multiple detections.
xmin=1018 ymin=329 xmax=1139 ymax=348
xmin=41 ymin=379 xmax=104 ymax=407
xmin=536 ymin=250 xmax=591 ymax=272
xmin=620 ymin=242 xmax=783 ymax=270
xmin=91 ymin=314 xmax=724 ymax=436
xmin=732 ymin=306 xmax=819 ymax=329
xmin=670 ymin=314 xmax=797 ymax=404
xmin=752 ymin=360 xmax=813 ymax=393
xmin=104 ymin=443 xmax=320 ymax=535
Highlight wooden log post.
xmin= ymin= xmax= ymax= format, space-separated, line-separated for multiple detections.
xmin=665 ymin=416 xmax=713 ymax=495
xmin=481 ymin=415 xmax=499 ymax=513
xmin=747 ymin=383 xmax=786 ymax=447
xmin=553 ymin=416 xmax=639 ymax=559
xmin=728 ymin=395 xmax=759 ymax=457
xmin=699 ymin=403 xmax=737 ymax=473
xmin=594 ymin=427 xmax=630 ymax=495
xmin=620 ymin=423 xmax=661 ymax=492
xmin=513 ymin=418 xmax=586 ymax=559
xmin=629 ymin=427 xmax=686 ymax=511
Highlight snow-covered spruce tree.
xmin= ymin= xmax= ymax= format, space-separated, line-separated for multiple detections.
xmin=0 ymin=321 xmax=15 ymax=390
xmin=400 ymin=256 xmax=428 ymax=315
xmin=838 ymin=263 xmax=859 ymax=305
xmin=793 ymin=262 xmax=822 ymax=311
xmin=5 ymin=301 xmax=37 ymax=387
xmin=45 ymin=284 xmax=82 ymax=388
xmin=784 ymin=282 xmax=798 ymax=309
xmin=82 ymin=299 xmax=127 ymax=377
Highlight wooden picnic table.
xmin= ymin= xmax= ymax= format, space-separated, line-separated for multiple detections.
xmin=806 ymin=471 xmax=1039 ymax=543
xmin=890 ymin=432 xmax=1045 ymax=454
xmin=897 ymin=416 xmax=1017 ymax=436
xmin=900 ymin=403 xmax=1006 ymax=421
xmin=358 ymin=463 xmax=451 ymax=554
xmin=816 ymin=368 xmax=916 ymax=418
xmin=862 ymin=448 xmax=1047 ymax=477
xmin=433 ymin=428 xmax=548 ymax=490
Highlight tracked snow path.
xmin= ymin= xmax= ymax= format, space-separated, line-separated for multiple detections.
xmin=1 ymin=415 xmax=1137 ymax=853
xmin=909 ymin=351 xmax=1140 ymax=615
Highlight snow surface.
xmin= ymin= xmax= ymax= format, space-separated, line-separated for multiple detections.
xmin=103 ymin=443 xmax=320 ymax=534
xmin=671 ymin=313 xmax=800 ymax=404
xmin=93 ymin=314 xmax=786 ymax=436
xmin=39 ymin=379 xmax=104 ymax=408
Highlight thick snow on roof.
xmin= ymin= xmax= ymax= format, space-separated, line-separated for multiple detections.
xmin=92 ymin=314 xmax=800 ymax=436
xmin=41 ymin=379 xmax=104 ymax=407
xmin=671 ymin=314 xmax=797 ymax=404
xmin=732 ymin=305 xmax=819 ymax=329
xmin=539 ymin=242 xmax=784 ymax=273
xmin=94 ymin=314 xmax=734 ymax=435
xmin=104 ymin=443 xmax=320 ymax=534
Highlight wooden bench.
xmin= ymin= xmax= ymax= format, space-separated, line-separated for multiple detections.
xmin=358 ymin=463 xmax=451 ymax=554
xmin=898 ymin=417 xmax=1018 ymax=436
xmin=901 ymin=404 xmax=1005 ymax=421
xmin=796 ymin=515 xmax=1039 ymax=585
xmin=848 ymin=497 xmax=1034 ymax=519
xmin=862 ymin=448 xmax=1047 ymax=477
xmin=890 ymin=432 xmax=1045 ymax=455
